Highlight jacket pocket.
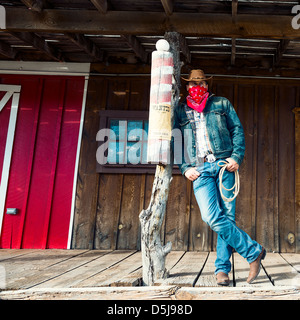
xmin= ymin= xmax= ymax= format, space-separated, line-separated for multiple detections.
xmin=206 ymin=111 xmax=232 ymax=152
xmin=210 ymin=110 xmax=226 ymax=123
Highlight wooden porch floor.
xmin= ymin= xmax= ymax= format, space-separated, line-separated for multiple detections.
xmin=0 ymin=249 xmax=300 ymax=299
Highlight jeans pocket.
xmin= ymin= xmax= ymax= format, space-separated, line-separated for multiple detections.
xmin=193 ymin=168 xmax=203 ymax=186
xmin=194 ymin=173 xmax=201 ymax=182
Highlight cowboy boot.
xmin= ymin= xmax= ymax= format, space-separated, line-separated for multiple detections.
xmin=247 ymin=248 xmax=266 ymax=284
xmin=216 ymin=272 xmax=230 ymax=286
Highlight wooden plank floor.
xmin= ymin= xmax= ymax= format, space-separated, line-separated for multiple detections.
xmin=0 ymin=249 xmax=300 ymax=290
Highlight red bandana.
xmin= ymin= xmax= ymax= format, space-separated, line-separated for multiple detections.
xmin=186 ymin=85 xmax=209 ymax=113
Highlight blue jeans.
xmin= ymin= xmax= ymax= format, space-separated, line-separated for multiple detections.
xmin=193 ymin=159 xmax=262 ymax=275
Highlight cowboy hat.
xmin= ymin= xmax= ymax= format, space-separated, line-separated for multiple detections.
xmin=181 ymin=69 xmax=213 ymax=84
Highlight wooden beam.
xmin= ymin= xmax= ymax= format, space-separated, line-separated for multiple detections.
xmin=90 ymin=0 xmax=107 ymax=14
xmin=121 ymin=35 xmax=148 ymax=63
xmin=161 ymin=0 xmax=173 ymax=16
xmin=178 ymin=34 xmax=191 ymax=64
xmin=65 ymin=33 xmax=104 ymax=61
xmin=0 ymin=40 xmax=19 ymax=59
xmin=232 ymin=0 xmax=238 ymax=23
xmin=273 ymin=39 xmax=290 ymax=68
xmin=4 ymin=9 xmax=300 ymax=39
xmin=91 ymin=58 xmax=300 ymax=78
xmin=231 ymin=38 xmax=236 ymax=65
xmin=10 ymin=32 xmax=64 ymax=61
xmin=21 ymin=0 xmax=52 ymax=12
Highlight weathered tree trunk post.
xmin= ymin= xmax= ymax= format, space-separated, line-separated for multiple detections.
xmin=139 ymin=32 xmax=181 ymax=286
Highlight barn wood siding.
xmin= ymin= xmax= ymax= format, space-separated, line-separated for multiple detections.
xmin=72 ymin=75 xmax=299 ymax=253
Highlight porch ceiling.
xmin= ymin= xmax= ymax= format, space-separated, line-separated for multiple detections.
xmin=1 ymin=1 xmax=300 ymax=76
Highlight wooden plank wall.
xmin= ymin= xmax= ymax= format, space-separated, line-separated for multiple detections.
xmin=71 ymin=75 xmax=299 ymax=253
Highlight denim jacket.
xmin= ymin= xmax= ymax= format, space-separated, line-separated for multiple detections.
xmin=173 ymin=94 xmax=245 ymax=175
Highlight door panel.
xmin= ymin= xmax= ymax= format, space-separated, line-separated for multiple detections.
xmin=0 ymin=75 xmax=86 ymax=249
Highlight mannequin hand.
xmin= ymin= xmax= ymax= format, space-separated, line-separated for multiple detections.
xmin=184 ymin=167 xmax=200 ymax=181
xmin=225 ymin=158 xmax=239 ymax=172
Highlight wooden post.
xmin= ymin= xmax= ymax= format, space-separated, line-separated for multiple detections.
xmin=293 ymin=107 xmax=300 ymax=253
xmin=139 ymin=32 xmax=181 ymax=286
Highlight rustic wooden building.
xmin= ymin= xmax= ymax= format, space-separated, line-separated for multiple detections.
xmin=0 ymin=1 xmax=299 ymax=253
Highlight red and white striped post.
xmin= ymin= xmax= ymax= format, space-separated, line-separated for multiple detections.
xmin=140 ymin=34 xmax=181 ymax=286
xmin=147 ymin=39 xmax=174 ymax=164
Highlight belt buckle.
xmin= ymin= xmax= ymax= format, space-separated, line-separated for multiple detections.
xmin=205 ymin=154 xmax=216 ymax=163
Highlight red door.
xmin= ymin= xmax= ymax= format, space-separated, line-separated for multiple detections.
xmin=0 ymin=74 xmax=86 ymax=249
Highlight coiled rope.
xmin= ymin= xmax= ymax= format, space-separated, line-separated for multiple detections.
xmin=217 ymin=160 xmax=240 ymax=202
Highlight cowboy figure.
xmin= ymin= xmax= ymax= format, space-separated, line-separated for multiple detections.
xmin=173 ymin=69 xmax=266 ymax=285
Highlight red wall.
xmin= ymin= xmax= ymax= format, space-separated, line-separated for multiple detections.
xmin=0 ymin=74 xmax=85 ymax=249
